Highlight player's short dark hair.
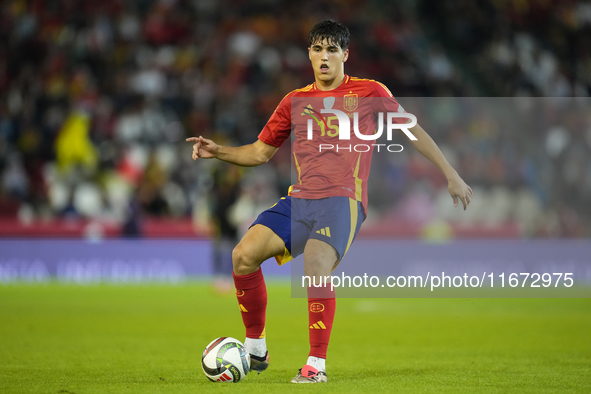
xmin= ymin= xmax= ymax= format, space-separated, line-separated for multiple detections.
xmin=308 ymin=19 xmax=350 ymax=50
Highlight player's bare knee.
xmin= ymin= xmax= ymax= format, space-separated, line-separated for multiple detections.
xmin=232 ymin=243 xmax=260 ymax=275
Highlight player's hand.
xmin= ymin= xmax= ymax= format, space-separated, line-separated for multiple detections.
xmin=186 ymin=136 xmax=218 ymax=160
xmin=447 ymin=172 xmax=473 ymax=210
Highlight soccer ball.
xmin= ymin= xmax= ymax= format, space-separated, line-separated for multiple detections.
xmin=201 ymin=337 xmax=250 ymax=382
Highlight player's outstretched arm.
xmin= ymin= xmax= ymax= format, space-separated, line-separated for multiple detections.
xmin=186 ymin=137 xmax=279 ymax=167
xmin=406 ymin=124 xmax=473 ymax=210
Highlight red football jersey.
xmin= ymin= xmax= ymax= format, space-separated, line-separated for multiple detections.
xmin=258 ymin=75 xmax=407 ymax=213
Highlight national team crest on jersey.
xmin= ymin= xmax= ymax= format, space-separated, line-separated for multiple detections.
xmin=343 ymin=94 xmax=358 ymax=111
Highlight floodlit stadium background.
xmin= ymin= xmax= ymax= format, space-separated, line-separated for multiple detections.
xmin=1 ymin=0 xmax=590 ymax=281
xmin=1 ymin=2 xmax=591 ymax=393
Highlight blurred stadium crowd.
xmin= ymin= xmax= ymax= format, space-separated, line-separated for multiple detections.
xmin=0 ymin=0 xmax=590 ymax=238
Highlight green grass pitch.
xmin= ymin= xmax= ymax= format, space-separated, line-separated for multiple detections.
xmin=1 ymin=281 xmax=590 ymax=393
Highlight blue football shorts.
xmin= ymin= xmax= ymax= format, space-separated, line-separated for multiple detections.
xmin=250 ymin=195 xmax=365 ymax=265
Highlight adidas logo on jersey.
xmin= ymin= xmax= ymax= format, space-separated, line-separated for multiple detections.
xmin=315 ymin=227 xmax=331 ymax=237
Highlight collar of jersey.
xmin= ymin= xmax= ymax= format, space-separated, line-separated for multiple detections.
xmin=312 ymin=74 xmax=350 ymax=91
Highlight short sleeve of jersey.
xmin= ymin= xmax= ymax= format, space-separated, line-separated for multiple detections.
xmin=372 ymin=81 xmax=408 ymax=123
xmin=258 ymin=95 xmax=292 ymax=148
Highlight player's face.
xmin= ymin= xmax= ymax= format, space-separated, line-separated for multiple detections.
xmin=308 ymin=39 xmax=349 ymax=84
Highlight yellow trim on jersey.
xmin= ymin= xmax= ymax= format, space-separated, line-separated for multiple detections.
xmin=344 ymin=198 xmax=359 ymax=257
xmin=279 ymin=84 xmax=315 ymax=102
xmin=275 ymin=246 xmax=292 ymax=266
xmin=293 ymin=152 xmax=302 ymax=184
xmin=375 ymin=81 xmax=393 ymax=97
xmin=297 ymin=84 xmax=314 ymax=92
xmin=353 ymin=152 xmax=363 ymax=202
xmin=268 ymin=196 xmax=286 ymax=209
xmin=349 ymin=77 xmax=393 ymax=97
xmin=259 ymin=327 xmax=266 ymax=339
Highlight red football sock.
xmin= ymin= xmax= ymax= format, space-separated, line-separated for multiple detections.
xmin=307 ymin=286 xmax=336 ymax=359
xmin=233 ymin=269 xmax=267 ymax=338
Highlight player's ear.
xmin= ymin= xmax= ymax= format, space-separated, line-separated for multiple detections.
xmin=308 ymin=47 xmax=311 ymax=60
xmin=342 ymin=48 xmax=349 ymax=63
